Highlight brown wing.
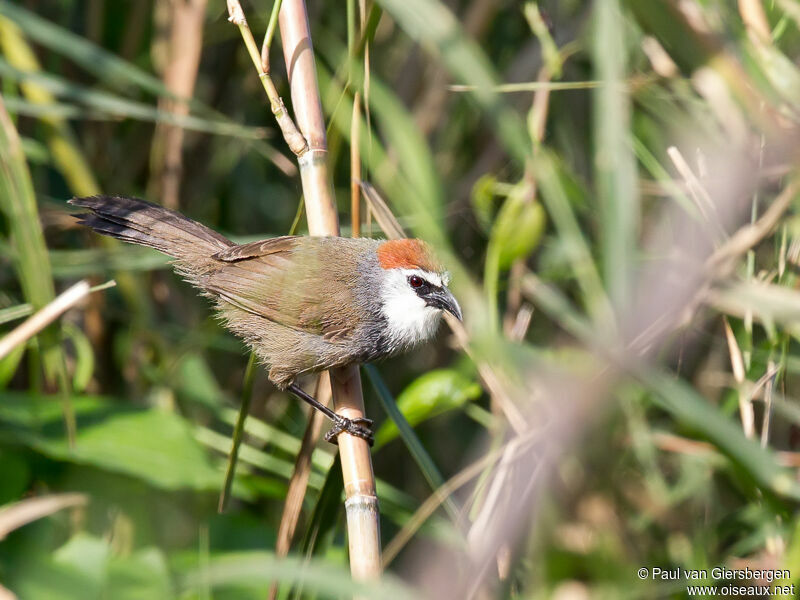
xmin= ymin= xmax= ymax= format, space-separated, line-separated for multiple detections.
xmin=203 ymin=236 xmax=359 ymax=339
xmin=212 ymin=236 xmax=300 ymax=262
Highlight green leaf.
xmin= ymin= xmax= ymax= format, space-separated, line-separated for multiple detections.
xmin=0 ymin=59 xmax=268 ymax=140
xmin=0 ymin=97 xmax=58 ymax=361
xmin=489 ymin=193 xmax=546 ymax=270
xmin=0 ymin=393 xmax=221 ymax=491
xmin=0 ymin=302 xmax=33 ymax=325
xmin=470 ymin=174 xmax=498 ymax=233
xmin=106 ymin=547 xmax=172 ymax=600
xmin=62 ymin=323 xmax=94 ymax=393
xmin=53 ymin=533 xmax=110 ymax=589
xmin=8 ymin=558 xmax=97 ymax=600
xmin=0 ymin=0 xmax=167 ymax=98
xmin=56 ymin=410 xmax=221 ymax=490
xmin=173 ymin=352 xmax=226 ymax=410
xmin=180 ymin=551 xmax=419 ymax=600
xmin=366 ymin=365 xmax=462 ymax=524
xmin=0 ymin=342 xmax=25 ymax=388
xmin=593 ymin=0 xmax=639 ymax=309
xmin=373 ymin=369 xmax=481 ymax=448
xmin=48 ymin=246 xmax=169 ymax=278
xmin=0 ymin=449 xmax=30 ymax=504
xmin=9 ymin=534 xmax=172 ymax=600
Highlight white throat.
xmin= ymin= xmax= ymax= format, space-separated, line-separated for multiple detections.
xmin=380 ymin=268 xmax=444 ymax=351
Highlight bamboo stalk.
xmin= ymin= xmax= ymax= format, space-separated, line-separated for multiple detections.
xmin=277 ymin=0 xmax=381 ymax=580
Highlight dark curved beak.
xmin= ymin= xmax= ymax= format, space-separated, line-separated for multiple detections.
xmin=426 ymin=287 xmax=462 ymax=321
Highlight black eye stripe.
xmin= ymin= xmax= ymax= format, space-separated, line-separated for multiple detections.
xmin=408 ymin=275 xmax=436 ymax=291
xmin=407 ymin=275 xmax=443 ymax=295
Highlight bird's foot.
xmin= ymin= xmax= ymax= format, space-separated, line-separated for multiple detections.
xmin=324 ymin=416 xmax=374 ymax=447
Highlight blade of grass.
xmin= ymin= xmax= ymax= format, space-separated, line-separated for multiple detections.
xmin=593 ymin=0 xmax=639 ymax=312
xmin=0 ymin=16 xmax=99 ymax=196
xmin=641 ymin=367 xmax=800 ymax=500
xmin=374 ymin=0 xmax=530 ymax=163
xmin=522 ymin=272 xmax=800 ymax=501
xmin=218 ymin=352 xmax=257 ymax=512
xmin=364 ymin=365 xmax=460 ymax=523
xmin=0 ymin=59 xmax=269 ymax=140
xmin=0 ymin=94 xmax=76 ymax=444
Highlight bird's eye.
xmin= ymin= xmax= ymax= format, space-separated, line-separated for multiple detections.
xmin=408 ymin=275 xmax=424 ymax=289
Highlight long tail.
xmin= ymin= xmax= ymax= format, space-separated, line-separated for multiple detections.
xmin=69 ymin=195 xmax=233 ymax=261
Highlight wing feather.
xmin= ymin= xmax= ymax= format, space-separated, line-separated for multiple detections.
xmin=203 ymin=236 xmax=360 ymax=339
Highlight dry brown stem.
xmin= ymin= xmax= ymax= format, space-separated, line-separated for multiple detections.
xmin=148 ymin=0 xmax=207 ymax=209
xmin=0 ymin=281 xmax=91 ymax=361
xmin=0 ymin=493 xmax=87 ymax=540
xmin=738 ymin=0 xmax=772 ymax=43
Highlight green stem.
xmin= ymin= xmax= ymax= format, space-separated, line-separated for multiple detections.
xmin=262 ymin=0 xmax=283 ymax=68
xmin=218 ymin=352 xmax=258 ymax=512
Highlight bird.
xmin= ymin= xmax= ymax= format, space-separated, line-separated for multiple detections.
xmin=68 ymin=195 xmax=462 ymax=446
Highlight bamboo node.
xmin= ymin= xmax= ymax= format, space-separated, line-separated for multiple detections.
xmin=271 ymin=98 xmax=309 ymax=156
xmin=226 ymin=0 xmax=246 ymax=25
xmin=345 ymin=495 xmax=380 ymax=512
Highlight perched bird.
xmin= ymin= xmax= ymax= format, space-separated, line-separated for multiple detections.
xmin=69 ymin=195 xmax=462 ymax=445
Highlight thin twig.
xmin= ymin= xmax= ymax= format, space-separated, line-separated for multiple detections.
xmin=0 ymin=281 xmax=92 ymax=360
xmin=226 ymin=0 xmax=308 ymax=156
xmin=706 ymin=180 xmax=800 ymax=272
xmin=0 ymin=493 xmax=87 ymax=540
xmin=738 ymin=0 xmax=771 ymax=43
xmin=760 ymin=360 xmax=778 ymax=448
xmin=0 ymin=281 xmax=115 ymax=327
xmin=667 ymin=145 xmax=725 ymax=239
xmin=723 ymin=317 xmax=755 ymax=438
xmin=383 ymin=427 xmax=540 ymax=566
xmin=260 ymin=0 xmax=284 ymax=73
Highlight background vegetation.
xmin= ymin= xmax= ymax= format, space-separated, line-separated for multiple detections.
xmin=1 ymin=0 xmax=800 ymax=598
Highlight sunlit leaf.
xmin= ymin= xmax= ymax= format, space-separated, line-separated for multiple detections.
xmin=374 ymin=369 xmax=481 ymax=447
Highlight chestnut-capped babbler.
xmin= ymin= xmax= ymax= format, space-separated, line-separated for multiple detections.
xmin=69 ymin=195 xmax=462 ymax=445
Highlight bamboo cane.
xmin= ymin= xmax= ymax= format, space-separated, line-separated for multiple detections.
xmin=276 ymin=0 xmax=382 ymax=580
xmin=227 ymin=0 xmax=381 ymax=580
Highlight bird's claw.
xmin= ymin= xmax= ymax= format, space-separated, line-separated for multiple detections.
xmin=324 ymin=416 xmax=374 ymax=447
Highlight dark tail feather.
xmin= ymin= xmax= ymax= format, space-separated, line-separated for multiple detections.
xmin=69 ymin=195 xmax=233 ymax=259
